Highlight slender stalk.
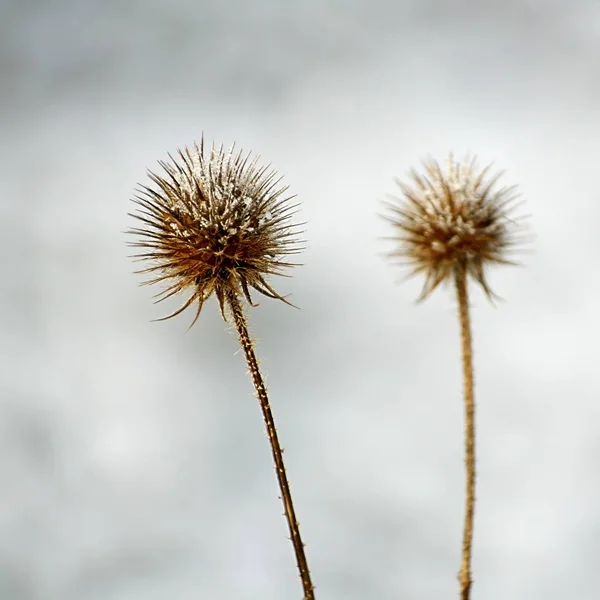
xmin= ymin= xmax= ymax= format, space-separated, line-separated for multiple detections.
xmin=226 ymin=289 xmax=315 ymax=600
xmin=455 ymin=266 xmax=476 ymax=600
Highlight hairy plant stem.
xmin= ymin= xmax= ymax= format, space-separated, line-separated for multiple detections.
xmin=455 ymin=266 xmax=476 ymax=600
xmin=226 ymin=289 xmax=315 ymax=600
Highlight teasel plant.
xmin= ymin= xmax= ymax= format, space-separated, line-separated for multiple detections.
xmin=127 ymin=137 xmax=315 ymax=599
xmin=382 ymin=154 xmax=528 ymax=600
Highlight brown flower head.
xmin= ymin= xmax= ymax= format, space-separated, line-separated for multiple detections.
xmin=128 ymin=137 xmax=303 ymax=326
xmin=383 ymin=154 xmax=525 ymax=301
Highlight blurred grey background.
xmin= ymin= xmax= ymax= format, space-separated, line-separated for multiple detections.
xmin=2 ymin=0 xmax=600 ymax=598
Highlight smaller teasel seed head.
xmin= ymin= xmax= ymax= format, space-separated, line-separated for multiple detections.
xmin=383 ymin=154 xmax=526 ymax=301
xmin=128 ymin=137 xmax=304 ymax=327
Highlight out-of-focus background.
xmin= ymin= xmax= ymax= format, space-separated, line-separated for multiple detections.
xmin=2 ymin=1 xmax=600 ymax=598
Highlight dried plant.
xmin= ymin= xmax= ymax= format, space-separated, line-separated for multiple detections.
xmin=127 ymin=137 xmax=315 ymax=599
xmin=383 ymin=154 xmax=527 ymax=600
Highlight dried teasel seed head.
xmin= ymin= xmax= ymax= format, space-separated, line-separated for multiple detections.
xmin=382 ymin=153 xmax=527 ymax=301
xmin=128 ymin=137 xmax=304 ymax=327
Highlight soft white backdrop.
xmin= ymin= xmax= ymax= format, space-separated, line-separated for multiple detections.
xmin=2 ymin=1 xmax=600 ymax=598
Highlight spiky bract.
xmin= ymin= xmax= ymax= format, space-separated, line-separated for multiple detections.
xmin=383 ymin=154 xmax=524 ymax=300
xmin=128 ymin=138 xmax=303 ymax=326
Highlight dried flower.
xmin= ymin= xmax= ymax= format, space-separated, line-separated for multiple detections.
xmin=127 ymin=138 xmax=315 ymax=598
xmin=383 ymin=154 xmax=525 ymax=300
xmin=382 ymin=153 xmax=530 ymax=600
xmin=128 ymin=137 xmax=303 ymax=326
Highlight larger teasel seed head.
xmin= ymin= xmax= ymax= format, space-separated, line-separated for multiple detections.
xmin=383 ymin=154 xmax=525 ymax=300
xmin=128 ymin=138 xmax=303 ymax=326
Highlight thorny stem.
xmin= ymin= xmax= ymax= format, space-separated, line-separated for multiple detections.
xmin=226 ymin=289 xmax=315 ymax=600
xmin=455 ymin=266 xmax=476 ymax=600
